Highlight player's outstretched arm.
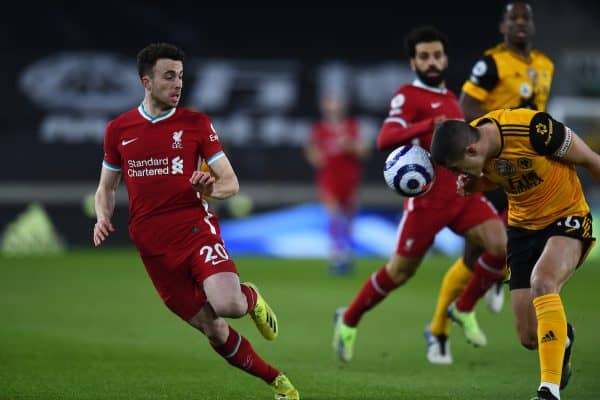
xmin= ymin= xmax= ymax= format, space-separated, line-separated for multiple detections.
xmin=563 ymin=130 xmax=600 ymax=184
xmin=377 ymin=119 xmax=436 ymax=151
xmin=194 ymin=155 xmax=239 ymax=200
xmin=93 ymin=168 xmax=121 ymax=246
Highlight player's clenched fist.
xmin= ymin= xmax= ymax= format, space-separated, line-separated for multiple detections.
xmin=93 ymin=218 xmax=115 ymax=246
xmin=190 ymin=170 xmax=215 ymax=195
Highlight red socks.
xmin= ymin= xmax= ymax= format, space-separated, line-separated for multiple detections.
xmin=343 ymin=266 xmax=398 ymax=327
xmin=455 ymin=252 xmax=505 ymax=312
xmin=240 ymin=284 xmax=257 ymax=314
xmin=212 ymin=326 xmax=279 ymax=383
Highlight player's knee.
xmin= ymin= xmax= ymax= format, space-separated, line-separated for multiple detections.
xmin=481 ymin=230 xmax=507 ymax=258
xmin=386 ymin=261 xmax=417 ymax=284
xmin=210 ymin=297 xmax=247 ymax=318
xmin=492 ymin=245 xmax=507 ymax=258
xmin=484 ymin=239 xmax=506 ymax=258
xmin=530 ymin=275 xmax=558 ymax=297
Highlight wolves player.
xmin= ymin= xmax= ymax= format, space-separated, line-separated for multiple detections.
xmin=431 ymin=109 xmax=598 ymax=400
xmin=93 ymin=43 xmax=299 ymax=400
xmin=460 ymin=1 xmax=553 ymax=119
xmin=333 ymin=26 xmax=506 ymax=363
xmin=427 ymin=0 xmax=556 ymax=365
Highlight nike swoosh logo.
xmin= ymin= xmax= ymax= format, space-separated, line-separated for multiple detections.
xmin=431 ymin=102 xmax=442 ymax=108
xmin=212 ymin=259 xmax=228 ymax=266
xmin=121 ymin=138 xmax=139 ymax=146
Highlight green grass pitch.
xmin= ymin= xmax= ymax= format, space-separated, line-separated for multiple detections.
xmin=1 ymin=249 xmax=599 ymax=399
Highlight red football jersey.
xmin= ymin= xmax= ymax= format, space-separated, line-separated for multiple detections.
xmin=103 ymin=105 xmax=224 ymax=255
xmin=377 ymin=79 xmax=464 ymax=206
xmin=310 ymin=118 xmax=362 ymax=195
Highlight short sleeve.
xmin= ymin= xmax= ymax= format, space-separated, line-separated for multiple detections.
xmin=461 ymin=55 xmax=499 ymax=101
xmin=529 ymin=112 xmax=570 ymax=157
xmin=102 ymin=120 xmax=122 ymax=171
xmin=201 ymin=117 xmax=225 ymax=165
xmin=386 ymin=86 xmax=417 ymax=125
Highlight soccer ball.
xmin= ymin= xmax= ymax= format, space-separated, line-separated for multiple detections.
xmin=383 ymin=145 xmax=435 ymax=197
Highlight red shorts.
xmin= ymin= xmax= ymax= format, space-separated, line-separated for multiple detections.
xmin=395 ymin=193 xmax=499 ymax=257
xmin=318 ymin=175 xmax=359 ymax=209
xmin=141 ymin=235 xmax=238 ymax=321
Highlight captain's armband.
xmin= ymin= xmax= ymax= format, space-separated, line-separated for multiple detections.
xmin=529 ymin=112 xmax=567 ymax=157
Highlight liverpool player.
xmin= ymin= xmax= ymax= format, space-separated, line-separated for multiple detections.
xmin=92 ymin=43 xmax=299 ymax=400
xmin=305 ymin=94 xmax=369 ymax=275
xmin=332 ymin=26 xmax=507 ymax=363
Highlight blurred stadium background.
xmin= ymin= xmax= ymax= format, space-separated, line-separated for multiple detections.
xmin=1 ymin=2 xmax=600 ymax=399
xmin=1 ymin=1 xmax=600 ymax=256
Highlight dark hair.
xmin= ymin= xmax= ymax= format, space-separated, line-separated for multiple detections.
xmin=430 ymin=120 xmax=480 ymax=166
xmin=501 ymin=1 xmax=532 ymax=21
xmin=405 ymin=25 xmax=449 ymax=58
xmin=136 ymin=43 xmax=185 ymax=79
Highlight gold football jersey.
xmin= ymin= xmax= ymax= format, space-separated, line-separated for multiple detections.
xmin=472 ymin=108 xmax=589 ymax=230
xmin=462 ymin=44 xmax=554 ymax=112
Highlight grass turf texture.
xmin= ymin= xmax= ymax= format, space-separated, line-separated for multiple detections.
xmin=1 ymin=249 xmax=599 ymax=399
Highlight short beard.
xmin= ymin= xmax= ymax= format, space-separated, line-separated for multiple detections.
xmin=511 ymin=38 xmax=528 ymax=51
xmin=416 ymin=68 xmax=446 ymax=87
xmin=151 ymin=93 xmax=177 ymax=111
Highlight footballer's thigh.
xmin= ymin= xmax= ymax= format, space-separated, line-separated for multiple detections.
xmin=530 ymin=235 xmax=583 ymax=296
xmin=528 ymin=213 xmax=595 ymax=296
xmin=462 ymin=218 xmax=507 ymax=257
xmin=319 ymin=188 xmax=343 ymax=214
xmin=462 ymin=209 xmax=508 ymax=269
xmin=453 ymin=194 xmax=506 ymax=257
xmin=187 ymin=235 xmax=244 ymax=318
xmin=204 ymin=272 xmax=247 ymax=318
xmin=141 ymin=252 xmax=208 ymax=322
xmin=386 ymin=200 xmax=459 ymax=282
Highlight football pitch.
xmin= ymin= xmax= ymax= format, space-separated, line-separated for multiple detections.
xmin=1 ymin=249 xmax=599 ymax=399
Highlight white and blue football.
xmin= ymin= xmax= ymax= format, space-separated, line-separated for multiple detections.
xmin=383 ymin=145 xmax=435 ymax=197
